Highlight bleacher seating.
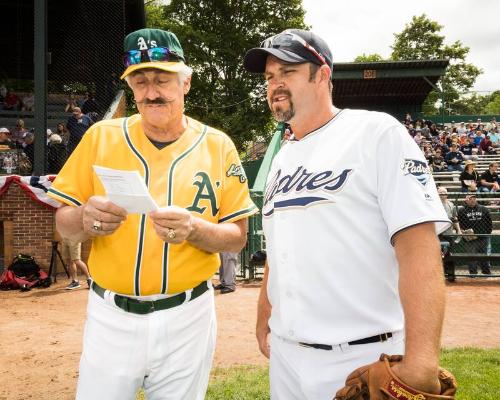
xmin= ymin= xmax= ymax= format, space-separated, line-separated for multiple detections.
xmin=0 ymin=93 xmax=71 ymax=132
xmin=434 ymin=153 xmax=500 ymax=278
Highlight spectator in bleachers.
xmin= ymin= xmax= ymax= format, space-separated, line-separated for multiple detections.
xmin=21 ymin=92 xmax=35 ymax=111
xmin=486 ymin=117 xmax=497 ymax=131
xmin=11 ymin=119 xmax=29 ymax=146
xmin=421 ymin=142 xmax=433 ymax=161
xmin=3 ymin=89 xmax=20 ymax=111
xmin=489 ymin=128 xmax=500 ymax=147
xmin=64 ymin=94 xmax=79 ymax=113
xmin=47 ymin=134 xmax=67 ymax=174
xmin=473 ymin=129 xmax=485 ymax=146
xmin=413 ymin=129 xmax=423 ymax=145
xmin=430 ymin=148 xmax=446 ymax=172
xmin=66 ymin=107 xmax=93 ymax=156
xmin=55 ymin=122 xmax=70 ymax=145
xmin=429 ymin=123 xmax=439 ymax=137
xmin=438 ymin=187 xmax=461 ymax=282
xmin=458 ymin=194 xmax=492 ymax=275
xmin=457 ymin=122 xmax=467 ymax=135
xmin=459 ymin=160 xmax=480 ymax=192
xmin=460 ymin=136 xmax=476 ymax=160
xmin=46 ymin=128 xmax=53 ymax=145
xmin=445 ymin=143 xmax=464 ymax=172
xmin=81 ymin=92 xmax=100 ymax=116
xmin=479 ymin=162 xmax=500 ymax=193
xmin=0 ymin=127 xmax=16 ymax=150
xmin=0 ymin=83 xmax=6 ymax=99
xmin=479 ymin=135 xmax=496 ymax=155
xmin=420 ymin=123 xmax=431 ymax=139
xmin=22 ymin=132 xmax=35 ymax=167
xmin=404 ymin=112 xmax=412 ymax=125
xmin=438 ymin=187 xmax=462 ymax=236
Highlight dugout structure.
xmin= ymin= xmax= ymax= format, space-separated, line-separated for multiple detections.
xmin=240 ymin=60 xmax=449 ymax=278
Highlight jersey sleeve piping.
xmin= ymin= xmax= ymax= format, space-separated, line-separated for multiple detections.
xmin=389 ymin=218 xmax=452 ymax=246
xmin=47 ymin=188 xmax=83 ymax=207
xmin=219 ymin=205 xmax=258 ymax=223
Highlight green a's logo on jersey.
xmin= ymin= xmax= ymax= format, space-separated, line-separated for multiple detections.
xmin=226 ymin=163 xmax=247 ymax=183
xmin=187 ymin=172 xmax=219 ymax=216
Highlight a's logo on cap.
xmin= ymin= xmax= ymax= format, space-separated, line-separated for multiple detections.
xmin=137 ymin=36 xmax=157 ymax=50
xmin=401 ymin=159 xmax=431 ymax=186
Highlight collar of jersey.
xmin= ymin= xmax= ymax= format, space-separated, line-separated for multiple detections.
xmin=290 ymin=109 xmax=344 ymax=142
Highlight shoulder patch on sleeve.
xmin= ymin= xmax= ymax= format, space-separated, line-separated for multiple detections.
xmin=401 ymin=159 xmax=431 ymax=186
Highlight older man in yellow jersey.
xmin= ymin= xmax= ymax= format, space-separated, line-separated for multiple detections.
xmin=48 ymin=28 xmax=257 ymax=400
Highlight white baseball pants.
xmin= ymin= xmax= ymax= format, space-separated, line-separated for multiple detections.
xmin=76 ymin=288 xmax=216 ymax=400
xmin=269 ymin=331 xmax=405 ymax=400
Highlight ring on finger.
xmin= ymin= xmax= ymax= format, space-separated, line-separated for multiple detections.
xmin=167 ymin=228 xmax=176 ymax=239
xmin=92 ymin=220 xmax=102 ymax=231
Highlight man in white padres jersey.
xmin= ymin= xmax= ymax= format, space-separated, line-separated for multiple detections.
xmin=244 ymin=29 xmax=451 ymax=399
xmin=49 ymin=29 xmax=256 ymax=399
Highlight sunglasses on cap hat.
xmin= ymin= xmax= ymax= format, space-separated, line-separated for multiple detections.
xmin=122 ymin=47 xmax=182 ymax=68
xmin=261 ymin=32 xmax=327 ymax=67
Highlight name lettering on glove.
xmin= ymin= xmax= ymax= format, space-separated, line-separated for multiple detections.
xmin=388 ymin=380 xmax=426 ymax=400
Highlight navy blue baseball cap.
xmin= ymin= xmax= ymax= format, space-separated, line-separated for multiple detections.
xmin=243 ymin=29 xmax=333 ymax=73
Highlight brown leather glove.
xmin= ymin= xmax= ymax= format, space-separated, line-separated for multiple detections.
xmin=334 ymin=354 xmax=457 ymax=400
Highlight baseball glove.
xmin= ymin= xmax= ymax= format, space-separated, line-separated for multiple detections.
xmin=334 ymin=354 xmax=457 ymax=400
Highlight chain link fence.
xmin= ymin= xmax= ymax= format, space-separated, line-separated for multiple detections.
xmin=0 ymin=0 xmax=143 ymax=175
xmin=439 ymin=191 xmax=500 ymax=279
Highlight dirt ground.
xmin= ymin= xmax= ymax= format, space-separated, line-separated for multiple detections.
xmin=0 ymin=278 xmax=499 ymax=400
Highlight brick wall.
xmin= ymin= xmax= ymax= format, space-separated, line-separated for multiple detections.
xmin=0 ymin=182 xmax=55 ymax=270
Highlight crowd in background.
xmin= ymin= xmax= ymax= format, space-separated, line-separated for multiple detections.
xmin=403 ymin=113 xmax=499 ymax=172
xmin=0 ymin=90 xmax=100 ymax=174
xmin=403 ymin=113 xmax=500 ymax=276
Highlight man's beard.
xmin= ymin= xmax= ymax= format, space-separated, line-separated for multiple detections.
xmin=272 ymin=101 xmax=295 ymax=122
xmin=270 ymin=89 xmax=295 ymax=122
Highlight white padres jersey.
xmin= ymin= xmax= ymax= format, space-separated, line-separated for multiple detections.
xmin=262 ymin=109 xmax=450 ymax=345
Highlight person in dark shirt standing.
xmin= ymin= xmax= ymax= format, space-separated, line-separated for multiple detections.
xmin=66 ymin=107 xmax=93 ymax=156
xmin=458 ymin=194 xmax=492 ymax=275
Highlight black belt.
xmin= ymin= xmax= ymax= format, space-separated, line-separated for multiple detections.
xmin=91 ymin=281 xmax=209 ymax=315
xmin=299 ymin=332 xmax=393 ymax=350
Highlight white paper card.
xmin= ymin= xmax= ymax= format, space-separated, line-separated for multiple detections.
xmin=93 ymin=165 xmax=158 ymax=214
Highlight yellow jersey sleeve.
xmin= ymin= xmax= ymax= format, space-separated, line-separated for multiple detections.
xmin=219 ymin=137 xmax=258 ymax=223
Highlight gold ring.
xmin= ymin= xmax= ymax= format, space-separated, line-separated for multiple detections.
xmin=92 ymin=220 xmax=102 ymax=231
xmin=167 ymin=228 xmax=176 ymax=239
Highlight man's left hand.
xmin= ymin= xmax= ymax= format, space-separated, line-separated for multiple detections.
xmin=391 ymin=360 xmax=441 ymax=394
xmin=334 ymin=354 xmax=457 ymax=400
xmin=149 ymin=206 xmax=194 ymax=244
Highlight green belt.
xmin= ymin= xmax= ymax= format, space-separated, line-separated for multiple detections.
xmin=91 ymin=281 xmax=210 ymax=315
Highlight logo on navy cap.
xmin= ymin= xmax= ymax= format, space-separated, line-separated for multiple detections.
xmin=401 ymin=159 xmax=431 ymax=186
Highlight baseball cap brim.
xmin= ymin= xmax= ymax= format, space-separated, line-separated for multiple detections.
xmin=243 ymin=48 xmax=309 ymax=73
xmin=121 ymin=61 xmax=186 ymax=79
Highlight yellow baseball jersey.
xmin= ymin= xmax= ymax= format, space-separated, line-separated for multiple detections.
xmin=48 ymin=114 xmax=257 ymax=295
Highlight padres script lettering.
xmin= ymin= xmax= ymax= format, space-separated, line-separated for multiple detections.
xmin=264 ymin=166 xmax=352 ymax=207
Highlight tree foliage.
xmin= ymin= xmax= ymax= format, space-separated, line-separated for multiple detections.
xmin=353 ymin=53 xmax=384 ymax=62
xmin=145 ymin=0 xmax=307 ymax=152
xmin=484 ymin=91 xmax=500 ymax=115
xmin=450 ymin=93 xmax=491 ymax=115
xmin=391 ymin=14 xmax=482 ymax=114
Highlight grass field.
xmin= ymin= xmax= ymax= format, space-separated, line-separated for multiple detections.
xmin=138 ymin=347 xmax=500 ymax=399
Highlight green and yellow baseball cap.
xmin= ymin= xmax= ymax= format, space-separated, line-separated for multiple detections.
xmin=121 ymin=28 xmax=186 ymax=79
